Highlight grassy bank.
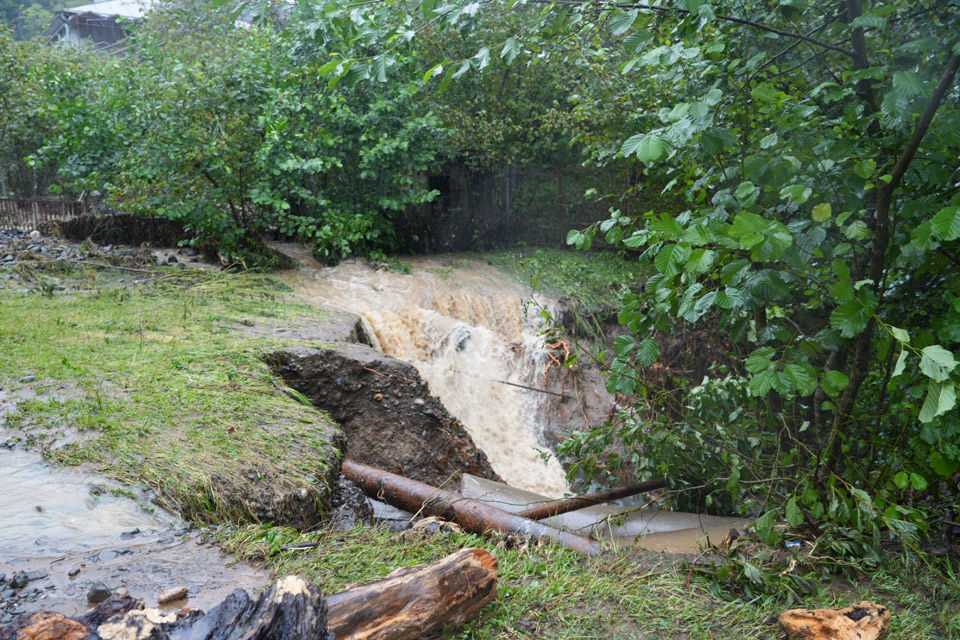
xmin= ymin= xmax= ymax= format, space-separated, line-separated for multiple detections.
xmin=0 ymin=265 xmax=342 ymax=524
xmin=219 ymin=525 xmax=959 ymax=639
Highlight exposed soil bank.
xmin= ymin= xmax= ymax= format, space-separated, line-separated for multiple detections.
xmin=270 ymin=344 xmax=500 ymax=487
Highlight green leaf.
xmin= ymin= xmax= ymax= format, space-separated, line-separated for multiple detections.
xmin=785 ymin=497 xmax=803 ymax=527
xmin=830 ymin=299 xmax=873 ymax=338
xmin=892 ymin=71 xmax=925 ymax=98
xmin=893 ymin=471 xmax=909 ymax=489
xmin=654 ymin=243 xmax=690 ymax=277
xmin=786 ymin=363 xmax=818 ymax=396
xmin=853 ymin=158 xmax=876 ymax=179
xmin=637 ymin=337 xmax=660 ymax=365
xmin=749 ymin=369 xmax=776 ymax=396
xmin=822 ymin=370 xmax=850 ymax=397
xmin=919 ymin=345 xmax=958 ymax=382
xmin=633 ymin=135 xmax=666 ymax=163
xmin=909 ymin=472 xmax=928 ymax=492
xmin=851 ymin=14 xmax=887 ymax=29
xmin=609 ymin=9 xmax=638 ymax=36
xmin=745 ymin=347 xmax=776 ymax=373
xmin=929 ymin=452 xmax=958 ymax=477
xmin=780 ymin=184 xmax=812 ymax=204
xmin=891 ymin=349 xmax=908 ymax=378
xmin=759 ymin=132 xmax=778 ymax=149
xmin=918 ymin=380 xmax=956 ymax=423
xmin=889 ymin=326 xmax=910 ymax=343
xmin=931 ymin=205 xmax=960 ymax=241
xmin=684 ymin=248 xmax=716 ymax=275
xmin=422 ymin=63 xmax=444 ymax=83
xmin=613 ymin=335 xmax=635 ymax=356
xmin=811 ymin=202 xmax=832 ymax=222
xmin=624 ymin=29 xmax=653 ymax=53
xmin=499 ymin=38 xmax=521 ymax=65
xmin=752 ymin=510 xmax=780 ymax=546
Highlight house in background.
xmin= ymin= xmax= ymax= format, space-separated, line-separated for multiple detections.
xmin=43 ymin=0 xmax=152 ymax=50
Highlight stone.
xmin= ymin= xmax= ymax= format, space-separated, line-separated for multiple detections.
xmin=157 ymin=586 xmax=188 ymax=604
xmin=779 ymin=601 xmax=891 ymax=640
xmin=67 ymin=568 xmax=80 ymax=578
xmin=19 ymin=375 xmax=36 ymax=384
xmin=25 ymin=571 xmax=47 ymax=582
xmin=0 ymin=611 xmax=88 ymax=640
xmin=87 ymin=582 xmax=112 ymax=604
xmin=9 ymin=572 xmax=28 ymax=590
xmin=29 ymin=230 xmax=41 ymax=239
xmin=120 ymin=528 xmax=140 ymax=540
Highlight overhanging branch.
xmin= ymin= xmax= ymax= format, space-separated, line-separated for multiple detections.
xmin=523 ymin=0 xmax=855 ymax=56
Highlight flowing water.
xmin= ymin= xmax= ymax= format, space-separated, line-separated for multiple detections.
xmin=277 ymin=247 xmax=570 ymax=497
xmin=0 ymin=443 xmax=267 ymax=619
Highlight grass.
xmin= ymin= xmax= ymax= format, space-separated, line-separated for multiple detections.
xmin=2 ymin=257 xmax=957 ymax=639
xmin=218 ymin=524 xmax=959 ymax=639
xmin=0 ymin=265 xmax=342 ymax=524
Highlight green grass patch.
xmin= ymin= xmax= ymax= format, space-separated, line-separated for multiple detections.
xmin=218 ymin=525 xmax=958 ymax=639
xmin=0 ymin=267 xmax=342 ymax=524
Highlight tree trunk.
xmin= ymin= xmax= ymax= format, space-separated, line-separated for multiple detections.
xmin=343 ymin=459 xmax=602 ymax=555
xmin=326 ymin=547 xmax=498 ymax=640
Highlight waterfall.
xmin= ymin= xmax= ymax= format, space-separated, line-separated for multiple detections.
xmin=279 ymin=248 xmax=570 ymax=498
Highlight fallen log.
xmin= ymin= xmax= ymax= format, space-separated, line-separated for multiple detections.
xmin=515 ymin=478 xmax=668 ymax=521
xmin=343 ymin=459 xmax=601 ymax=555
xmin=1 ymin=550 xmax=497 ymax=640
xmin=327 ymin=547 xmax=497 ymax=640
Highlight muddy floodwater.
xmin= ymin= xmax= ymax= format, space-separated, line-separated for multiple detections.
xmin=277 ymin=247 xmax=573 ymax=497
xmin=0 ymin=444 xmax=267 ymax=622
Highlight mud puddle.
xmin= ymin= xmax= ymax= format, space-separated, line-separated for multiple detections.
xmin=0 ymin=444 xmax=267 ymax=624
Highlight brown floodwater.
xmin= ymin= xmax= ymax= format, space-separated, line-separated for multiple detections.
xmin=0 ymin=445 xmax=267 ymax=620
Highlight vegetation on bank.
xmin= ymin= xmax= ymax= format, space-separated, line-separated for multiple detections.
xmin=0 ymin=264 xmax=341 ymax=523
xmin=217 ymin=524 xmax=959 ymax=639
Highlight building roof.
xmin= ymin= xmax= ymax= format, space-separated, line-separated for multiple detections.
xmin=58 ymin=0 xmax=153 ymax=20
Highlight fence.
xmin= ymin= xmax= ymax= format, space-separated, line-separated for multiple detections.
xmin=0 ymin=196 xmax=87 ymax=231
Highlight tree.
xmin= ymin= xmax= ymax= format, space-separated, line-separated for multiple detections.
xmin=290 ymin=0 xmax=960 ymax=540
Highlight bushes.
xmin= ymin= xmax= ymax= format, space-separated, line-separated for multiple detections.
xmin=28 ymin=2 xmax=446 ymax=264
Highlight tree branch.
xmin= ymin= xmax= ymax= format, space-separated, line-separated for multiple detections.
xmin=525 ymin=0 xmax=855 ymax=56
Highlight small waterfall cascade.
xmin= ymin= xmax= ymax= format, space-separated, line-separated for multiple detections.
xmin=279 ymin=248 xmax=570 ymax=498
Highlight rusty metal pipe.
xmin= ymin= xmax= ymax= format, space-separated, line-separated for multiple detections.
xmin=342 ymin=460 xmax=601 ymax=555
xmin=514 ymin=479 xmax=668 ymax=521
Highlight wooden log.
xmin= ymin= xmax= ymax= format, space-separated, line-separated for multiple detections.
xmin=342 ymin=459 xmax=601 ymax=555
xmin=326 ymin=547 xmax=497 ymax=640
xmin=515 ymin=478 xmax=668 ymax=521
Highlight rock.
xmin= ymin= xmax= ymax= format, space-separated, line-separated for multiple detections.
xmin=67 ymin=569 xmax=80 ymax=578
xmin=120 ymin=528 xmax=140 ymax=540
xmin=327 ymin=477 xmax=374 ymax=530
xmin=0 ymin=574 xmax=5 ymax=584
xmin=76 ymin=593 xmax=143 ymax=628
xmin=86 ymin=582 xmax=112 ymax=604
xmin=779 ymin=601 xmax=891 ymax=640
xmin=25 ymin=572 xmax=47 ymax=582
xmin=157 ymin=586 xmax=188 ymax=604
xmin=9 ymin=572 xmax=28 ymax=590
xmin=18 ymin=375 xmax=36 ymax=384
xmin=270 ymin=345 xmax=499 ymax=487
xmin=0 ymin=611 xmax=88 ymax=640
xmin=29 ymin=230 xmax=41 ymax=239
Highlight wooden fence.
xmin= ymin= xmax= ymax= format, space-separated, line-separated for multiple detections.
xmin=0 ymin=196 xmax=87 ymax=231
